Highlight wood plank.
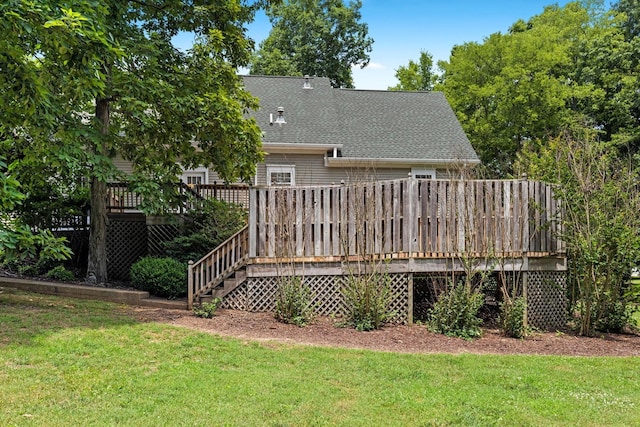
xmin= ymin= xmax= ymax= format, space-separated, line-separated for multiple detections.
xmin=374 ymin=181 xmax=383 ymax=254
xmin=383 ymin=182 xmax=392 ymax=254
xmin=295 ymin=188 xmax=304 ymax=256
xmin=340 ymin=185 xmax=348 ymax=256
xmin=323 ymin=187 xmax=331 ymax=256
xmin=429 ymin=181 xmax=438 ymax=253
xmin=331 ymin=186 xmax=340 ymax=256
xmin=475 ymin=181 xmax=484 ymax=253
xmin=248 ymin=188 xmax=257 ymax=257
xmin=314 ymin=188 xmax=322 ymax=255
xmin=437 ymin=181 xmax=447 ymax=253
xmin=304 ymin=188 xmax=313 ymax=256
xmin=257 ymin=189 xmax=267 ymax=257
xmin=393 ymin=180 xmax=402 ymax=252
xmin=494 ymin=181 xmax=503 ymax=253
xmin=522 ymin=180 xmax=530 ymax=253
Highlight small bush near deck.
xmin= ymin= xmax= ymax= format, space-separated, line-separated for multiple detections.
xmin=193 ymin=298 xmax=222 ymax=318
xmin=163 ymin=199 xmax=246 ymax=264
xmin=594 ymin=297 xmax=634 ymax=333
xmin=342 ymin=273 xmax=393 ymax=331
xmin=45 ymin=265 xmax=75 ymax=282
xmin=499 ymin=296 xmax=528 ymax=338
xmin=274 ymin=277 xmax=315 ymax=326
xmin=130 ymin=257 xmax=187 ymax=299
xmin=428 ymin=281 xmax=483 ymax=339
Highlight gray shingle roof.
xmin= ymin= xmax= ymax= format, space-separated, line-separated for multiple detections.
xmin=242 ymin=75 xmax=479 ymax=163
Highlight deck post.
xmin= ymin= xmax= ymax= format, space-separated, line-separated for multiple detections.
xmin=522 ymin=255 xmax=529 ymax=327
xmin=407 ymin=174 xmax=416 ymax=255
xmin=407 ymin=273 xmax=414 ymax=325
xmin=187 ymin=260 xmax=194 ymax=310
xmin=248 ymin=187 xmax=257 ymax=258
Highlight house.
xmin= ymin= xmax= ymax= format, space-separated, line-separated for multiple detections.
xmin=106 ymin=76 xmax=566 ymax=330
xmin=114 ymin=74 xmax=479 ymax=187
xmin=177 ymin=75 xmax=480 ymax=187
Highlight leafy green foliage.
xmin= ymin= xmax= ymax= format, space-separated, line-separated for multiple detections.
xmin=341 ymin=273 xmax=393 ymax=331
xmin=499 ymin=296 xmax=528 ymax=338
xmin=1 ymin=0 xmax=266 ymax=282
xmin=388 ymin=50 xmax=436 ymax=91
xmin=251 ymin=0 xmax=373 ymax=88
xmin=428 ymin=281 xmax=484 ymax=339
xmin=45 ymin=265 xmax=75 ymax=282
xmin=193 ymin=299 xmax=222 ymax=319
xmin=163 ymin=199 xmax=246 ymax=263
xmin=438 ymin=2 xmax=640 ymax=177
xmin=520 ymin=124 xmax=640 ymax=335
xmin=274 ymin=276 xmax=315 ymax=327
xmin=130 ymin=257 xmax=187 ymax=299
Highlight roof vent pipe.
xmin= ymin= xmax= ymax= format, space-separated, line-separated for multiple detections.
xmin=303 ymin=75 xmax=312 ymax=89
xmin=275 ymin=107 xmax=286 ymax=125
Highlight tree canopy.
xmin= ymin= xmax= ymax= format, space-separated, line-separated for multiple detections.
xmin=1 ymin=0 xmax=267 ymax=282
xmin=388 ymin=50 xmax=436 ymax=91
xmin=386 ymin=1 xmax=640 ymax=177
xmin=249 ymin=0 xmax=374 ymax=88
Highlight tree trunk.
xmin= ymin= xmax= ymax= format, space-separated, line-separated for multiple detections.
xmin=87 ymin=97 xmax=110 ymax=284
xmin=87 ymin=177 xmax=109 ymax=283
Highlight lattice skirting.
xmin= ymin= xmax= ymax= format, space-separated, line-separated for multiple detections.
xmin=107 ymin=216 xmax=148 ymax=280
xmin=526 ymin=271 xmax=566 ymax=331
xmin=147 ymin=223 xmax=180 ymax=256
xmin=221 ymin=273 xmax=410 ymax=324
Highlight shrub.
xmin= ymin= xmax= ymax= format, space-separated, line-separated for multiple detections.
xmin=428 ymin=281 xmax=483 ymax=339
xmin=35 ymin=256 xmax=60 ymax=275
xmin=193 ymin=299 xmax=222 ymax=318
xmin=163 ymin=199 xmax=246 ymax=263
xmin=130 ymin=257 xmax=187 ymax=299
xmin=499 ymin=296 xmax=528 ymax=338
xmin=595 ymin=297 xmax=633 ymax=333
xmin=342 ymin=272 xmax=393 ymax=331
xmin=274 ymin=277 xmax=315 ymax=326
xmin=45 ymin=265 xmax=75 ymax=282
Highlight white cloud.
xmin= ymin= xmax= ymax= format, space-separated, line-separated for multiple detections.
xmin=352 ymin=61 xmax=385 ymax=70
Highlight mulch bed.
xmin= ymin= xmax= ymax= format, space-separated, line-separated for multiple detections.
xmin=128 ymin=307 xmax=640 ymax=357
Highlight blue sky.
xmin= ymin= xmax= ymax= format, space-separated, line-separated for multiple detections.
xmin=243 ymin=0 xmax=584 ymax=90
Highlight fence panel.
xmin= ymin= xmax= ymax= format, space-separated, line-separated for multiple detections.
xmin=248 ymin=178 xmax=562 ymax=259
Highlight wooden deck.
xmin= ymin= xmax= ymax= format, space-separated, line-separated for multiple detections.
xmin=189 ymin=178 xmax=567 ymax=320
xmin=248 ymin=178 xmax=563 ymax=260
xmin=106 ymin=182 xmax=249 ymax=213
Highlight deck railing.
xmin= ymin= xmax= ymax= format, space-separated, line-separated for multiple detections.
xmin=191 ymin=183 xmax=250 ymax=208
xmin=248 ymin=178 xmax=564 ymax=260
xmin=187 ymin=225 xmax=249 ymax=308
xmin=106 ymin=182 xmax=249 ymax=213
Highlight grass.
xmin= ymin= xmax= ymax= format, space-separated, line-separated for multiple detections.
xmin=2 ymin=288 xmax=639 ymax=426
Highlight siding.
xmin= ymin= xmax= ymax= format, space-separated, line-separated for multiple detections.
xmin=115 ymin=153 xmax=452 ymax=186
xmin=113 ymin=156 xmax=225 ymax=184
xmin=257 ymin=153 xmax=451 ymax=186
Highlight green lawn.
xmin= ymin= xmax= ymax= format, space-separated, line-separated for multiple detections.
xmin=1 ymin=288 xmax=639 ymax=427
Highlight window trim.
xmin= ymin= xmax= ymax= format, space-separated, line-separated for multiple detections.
xmin=411 ymin=168 xmax=436 ymax=179
xmin=181 ymin=167 xmax=208 ymax=186
xmin=267 ymin=165 xmax=296 ymax=186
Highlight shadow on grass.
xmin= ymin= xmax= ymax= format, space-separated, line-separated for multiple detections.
xmin=0 ymin=287 xmax=141 ymax=347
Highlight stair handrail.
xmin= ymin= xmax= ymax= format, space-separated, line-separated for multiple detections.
xmin=187 ymin=224 xmax=249 ymax=309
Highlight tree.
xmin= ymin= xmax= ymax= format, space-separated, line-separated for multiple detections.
xmin=250 ymin=0 xmax=374 ymax=88
xmin=1 ymin=1 xmax=266 ymax=283
xmin=517 ymin=121 xmax=640 ymax=335
xmin=388 ymin=50 xmax=436 ymax=91
xmin=438 ymin=1 xmax=640 ymax=177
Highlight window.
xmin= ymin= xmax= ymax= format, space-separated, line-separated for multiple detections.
xmin=182 ymin=171 xmax=205 ymax=186
xmin=267 ymin=165 xmax=295 ymax=186
xmin=412 ymin=168 xmax=436 ymax=179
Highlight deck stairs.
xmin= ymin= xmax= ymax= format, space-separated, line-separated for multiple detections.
xmin=187 ymin=225 xmax=249 ymax=308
